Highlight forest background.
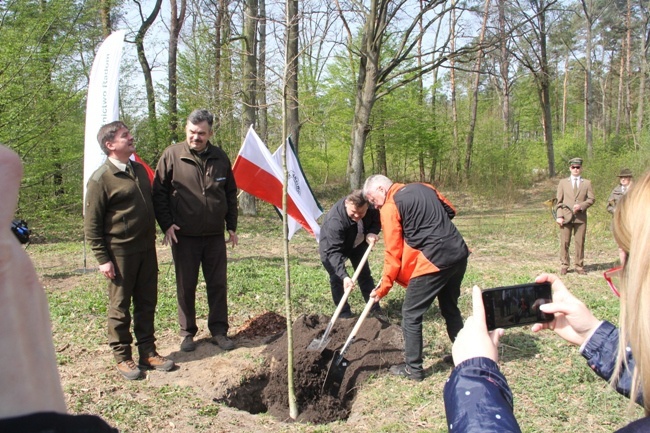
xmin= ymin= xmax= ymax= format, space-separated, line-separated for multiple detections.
xmin=1 ymin=0 xmax=649 ymax=238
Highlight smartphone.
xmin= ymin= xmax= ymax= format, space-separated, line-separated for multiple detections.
xmin=482 ymin=282 xmax=554 ymax=331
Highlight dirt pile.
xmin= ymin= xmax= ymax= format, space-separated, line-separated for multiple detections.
xmin=219 ymin=312 xmax=405 ymax=424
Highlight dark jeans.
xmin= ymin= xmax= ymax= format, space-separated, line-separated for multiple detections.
xmin=402 ymin=258 xmax=467 ymax=373
xmin=322 ymin=242 xmax=379 ymax=314
xmin=107 ymin=249 xmax=158 ymax=363
xmin=172 ymin=234 xmax=228 ymax=338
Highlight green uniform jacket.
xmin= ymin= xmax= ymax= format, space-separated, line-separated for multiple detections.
xmin=84 ymin=159 xmax=157 ymax=265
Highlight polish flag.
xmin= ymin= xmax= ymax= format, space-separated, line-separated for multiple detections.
xmin=272 ymin=138 xmax=322 ymax=239
xmin=233 ymin=126 xmax=321 ymax=240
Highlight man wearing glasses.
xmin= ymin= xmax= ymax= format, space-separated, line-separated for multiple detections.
xmin=555 ymin=157 xmax=595 ymax=275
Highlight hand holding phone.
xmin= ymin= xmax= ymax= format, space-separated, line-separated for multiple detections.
xmin=482 ymin=282 xmax=554 ymax=331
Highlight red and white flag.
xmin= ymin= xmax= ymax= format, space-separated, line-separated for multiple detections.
xmin=272 ymin=138 xmax=322 ymax=239
xmin=233 ymin=126 xmax=321 ymax=240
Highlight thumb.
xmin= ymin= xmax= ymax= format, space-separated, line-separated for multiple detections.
xmin=490 ymin=328 xmax=504 ymax=347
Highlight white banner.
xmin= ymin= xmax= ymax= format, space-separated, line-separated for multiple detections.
xmin=82 ymin=30 xmax=126 ymax=206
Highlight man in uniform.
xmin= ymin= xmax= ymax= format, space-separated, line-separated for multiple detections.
xmin=555 ymin=157 xmax=595 ymax=275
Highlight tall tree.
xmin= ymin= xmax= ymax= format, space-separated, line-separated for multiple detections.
xmin=133 ymin=0 xmax=163 ymax=145
xmin=240 ymin=0 xmax=258 ymax=216
xmin=257 ymin=0 xmax=268 ymax=143
xmin=168 ymin=0 xmax=187 ymax=143
xmin=335 ymin=0 xmax=477 ymax=189
xmin=509 ymin=0 xmax=558 ymax=176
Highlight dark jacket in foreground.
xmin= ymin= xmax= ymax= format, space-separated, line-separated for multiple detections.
xmin=319 ymin=197 xmax=380 ymax=281
xmin=443 ymin=321 xmax=647 ymax=433
xmin=152 ymin=141 xmax=238 ymax=236
xmin=84 ymin=159 xmax=156 ymax=264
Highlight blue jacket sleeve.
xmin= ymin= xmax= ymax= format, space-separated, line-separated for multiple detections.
xmin=444 ymin=357 xmax=522 ymax=433
xmin=581 ymin=321 xmax=642 ymax=405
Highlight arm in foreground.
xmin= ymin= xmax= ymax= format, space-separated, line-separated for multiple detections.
xmin=444 ymin=286 xmax=521 ymax=433
xmin=0 ymin=145 xmax=116 ymax=432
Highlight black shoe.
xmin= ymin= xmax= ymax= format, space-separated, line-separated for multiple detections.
xmin=442 ymin=354 xmax=454 ymax=365
xmin=180 ymin=335 xmax=196 ymax=352
xmin=388 ymin=363 xmax=424 ymax=382
xmin=339 ymin=311 xmax=354 ymax=319
xmin=211 ymin=334 xmax=235 ymax=351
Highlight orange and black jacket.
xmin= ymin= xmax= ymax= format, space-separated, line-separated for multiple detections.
xmin=376 ymin=182 xmax=469 ymax=299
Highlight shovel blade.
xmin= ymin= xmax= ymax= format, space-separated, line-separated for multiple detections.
xmin=307 ymin=336 xmax=331 ymax=352
xmin=322 ymin=350 xmax=349 ymax=397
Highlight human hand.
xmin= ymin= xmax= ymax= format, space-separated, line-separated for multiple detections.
xmin=99 ymin=261 xmax=116 ymax=280
xmin=0 ymin=145 xmax=67 ymax=417
xmin=163 ymin=224 xmax=180 ymax=246
xmin=556 ymin=217 xmax=564 ymax=227
xmin=366 ymin=233 xmax=378 ymax=246
xmin=452 ymin=285 xmax=504 ymax=366
xmin=531 ymin=273 xmax=601 ymax=346
xmin=227 ymin=230 xmax=238 ymax=248
xmin=573 ymin=204 xmax=581 ymax=213
xmin=343 ymin=276 xmax=355 ymax=292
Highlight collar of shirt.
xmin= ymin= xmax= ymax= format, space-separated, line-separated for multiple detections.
xmin=108 ymin=157 xmax=129 ymax=172
xmin=571 ymin=176 xmax=581 ymax=183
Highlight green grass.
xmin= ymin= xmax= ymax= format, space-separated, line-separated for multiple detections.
xmin=28 ymin=185 xmax=645 ymax=432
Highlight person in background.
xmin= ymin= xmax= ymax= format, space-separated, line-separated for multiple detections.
xmin=445 ymin=172 xmax=650 ymax=433
xmin=153 ymin=109 xmax=238 ymax=353
xmin=319 ymin=190 xmax=383 ymax=319
xmin=85 ymin=121 xmax=174 ymax=380
xmin=607 ymin=168 xmax=633 ymax=214
xmin=364 ymin=174 xmax=470 ymax=381
xmin=0 ymin=144 xmax=117 ymax=431
xmin=555 ymin=157 xmax=595 ymax=275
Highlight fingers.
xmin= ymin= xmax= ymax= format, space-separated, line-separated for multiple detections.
xmin=471 ymin=285 xmax=488 ymax=331
xmin=489 ymin=328 xmax=504 ymax=347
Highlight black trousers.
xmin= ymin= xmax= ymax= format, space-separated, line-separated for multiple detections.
xmin=171 ymin=234 xmax=229 ymax=338
xmin=322 ymin=242 xmax=378 ymax=314
xmin=402 ymin=258 xmax=467 ymax=373
xmin=107 ymin=249 xmax=158 ymax=363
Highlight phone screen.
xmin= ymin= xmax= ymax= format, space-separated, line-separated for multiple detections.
xmin=482 ymin=282 xmax=554 ymax=331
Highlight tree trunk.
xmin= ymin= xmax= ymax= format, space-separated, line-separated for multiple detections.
xmin=464 ymin=0 xmax=490 ymax=179
xmin=498 ymin=0 xmax=511 ymax=148
xmin=168 ymin=0 xmax=187 ymax=144
xmin=450 ymin=0 xmax=459 ymax=178
xmin=538 ymin=2 xmax=555 ymax=177
xmin=562 ymin=52 xmax=569 ymax=135
xmin=100 ymin=0 xmax=111 ymax=36
xmin=616 ymin=40 xmax=624 ymax=136
xmin=285 ymin=0 xmax=300 ymax=153
xmin=581 ymin=0 xmax=593 ymax=159
xmin=240 ymin=0 xmax=258 ymax=216
xmin=134 ymin=0 xmax=163 ymax=142
xmin=636 ymin=19 xmax=650 ymax=147
xmin=257 ymin=0 xmax=268 ymax=143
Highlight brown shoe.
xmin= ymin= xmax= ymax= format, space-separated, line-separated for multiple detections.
xmin=560 ymin=268 xmax=568 ymax=275
xmin=139 ymin=353 xmax=175 ymax=371
xmin=576 ymin=269 xmax=587 ymax=275
xmin=117 ymin=359 xmax=143 ymax=380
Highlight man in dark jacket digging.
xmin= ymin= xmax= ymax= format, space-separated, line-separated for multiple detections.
xmin=319 ymin=190 xmax=383 ymax=318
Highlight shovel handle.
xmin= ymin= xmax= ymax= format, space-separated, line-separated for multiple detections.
xmin=338 ymin=298 xmax=375 ymax=358
xmin=322 ymin=243 xmax=374 ymax=337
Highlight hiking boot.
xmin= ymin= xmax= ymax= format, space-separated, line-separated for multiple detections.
xmin=180 ymin=335 xmax=196 ymax=352
xmin=211 ymin=334 xmax=235 ymax=351
xmin=389 ymin=363 xmax=424 ymax=382
xmin=576 ymin=268 xmax=587 ymax=275
xmin=139 ymin=353 xmax=175 ymax=371
xmin=116 ymin=359 xmax=143 ymax=380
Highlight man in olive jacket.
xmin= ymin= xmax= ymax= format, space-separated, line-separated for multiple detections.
xmin=152 ymin=109 xmax=239 ymax=353
xmin=85 ymin=121 xmax=174 ymax=380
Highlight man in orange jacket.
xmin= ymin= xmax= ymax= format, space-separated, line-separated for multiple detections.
xmin=364 ymin=174 xmax=470 ymax=381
